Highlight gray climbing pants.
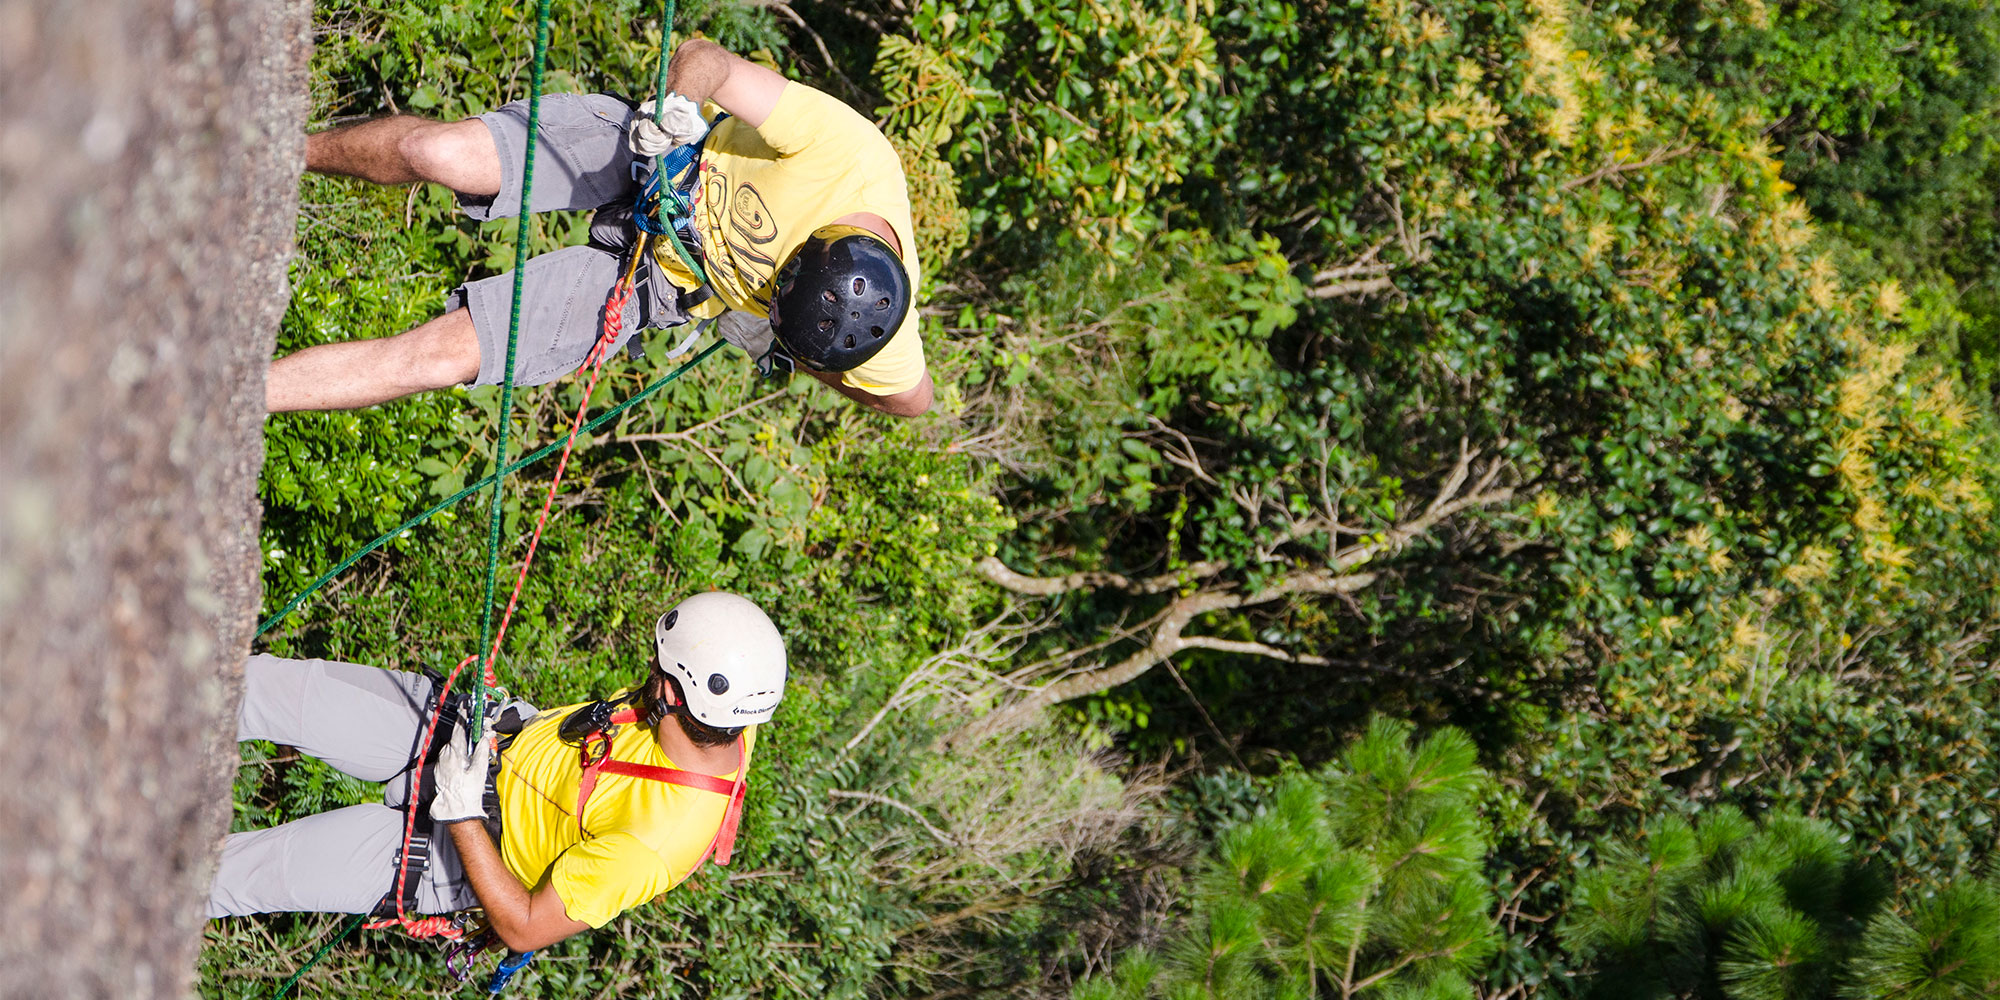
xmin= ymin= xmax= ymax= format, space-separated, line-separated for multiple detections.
xmin=206 ymin=655 xmax=528 ymax=918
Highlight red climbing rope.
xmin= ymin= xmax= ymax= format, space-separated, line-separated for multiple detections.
xmin=480 ymin=265 xmax=641 ymax=685
xmin=368 ymin=247 xmax=649 ymax=938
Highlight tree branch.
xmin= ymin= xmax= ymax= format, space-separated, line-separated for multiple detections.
xmin=1177 ymin=635 xmax=1331 ymax=664
xmin=1558 ymin=142 xmax=1696 ymax=191
xmin=1308 ymin=275 xmax=1398 ymax=300
xmin=614 ymin=389 xmax=785 ymax=445
xmin=949 ymin=568 xmax=1380 ymax=745
xmin=829 ymin=789 xmax=955 ymax=846
xmin=976 ymin=556 xmax=1228 ymax=597
xmin=950 ymin=452 xmax=1514 ymax=745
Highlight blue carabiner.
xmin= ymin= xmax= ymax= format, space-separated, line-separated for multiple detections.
xmin=486 ymin=950 xmax=536 ymax=994
xmin=631 ymin=111 xmax=729 ymax=235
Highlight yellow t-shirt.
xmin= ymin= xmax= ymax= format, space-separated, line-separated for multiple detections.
xmin=652 ymin=82 xmax=927 ymax=395
xmin=494 ymin=703 xmax=756 ymax=929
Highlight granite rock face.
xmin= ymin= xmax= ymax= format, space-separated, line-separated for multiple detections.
xmin=0 ymin=1 xmax=308 ymax=996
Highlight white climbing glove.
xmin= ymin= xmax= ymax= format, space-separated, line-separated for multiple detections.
xmin=430 ymin=719 xmax=492 ymax=824
xmin=628 ymin=94 xmax=709 ymax=157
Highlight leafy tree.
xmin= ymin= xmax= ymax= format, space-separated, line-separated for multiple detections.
xmin=1625 ymin=0 xmax=2000 ymax=398
xmin=929 ymin=0 xmax=2000 ymax=882
xmin=1630 ymin=0 xmax=2000 ymax=233
xmin=878 ymin=0 xmax=1226 ymax=254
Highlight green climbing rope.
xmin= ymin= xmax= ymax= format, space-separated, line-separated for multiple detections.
xmin=654 ymin=0 xmax=676 ymax=112
xmin=476 ymin=0 xmax=559 ymax=727
xmin=647 ymin=0 xmax=709 ymax=282
xmin=269 ymin=914 xmax=364 ymax=999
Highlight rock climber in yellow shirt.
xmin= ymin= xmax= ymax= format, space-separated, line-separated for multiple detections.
xmin=270 ymin=40 xmax=932 ymax=417
xmin=209 ymin=592 xmax=787 ymax=955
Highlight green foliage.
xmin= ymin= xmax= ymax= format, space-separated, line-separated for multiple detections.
xmin=873 ymin=36 xmax=974 ymax=280
xmin=910 ymin=0 xmax=2000 ymax=989
xmin=891 ymin=0 xmax=1223 ymax=249
xmin=1845 ymin=880 xmax=2000 ymax=999
xmin=1633 ymin=0 xmax=2000 ymax=228
xmin=1562 ymin=807 xmax=2000 ymax=1000
xmin=1074 ymin=718 xmax=1500 ymax=999
xmin=959 ymin=0 xmax=2000 ymax=882
xmin=229 ymin=0 xmax=2000 ymax=996
xmin=959 ymin=228 xmax=1303 ymax=522
xmin=1628 ymin=0 xmax=2000 ymax=398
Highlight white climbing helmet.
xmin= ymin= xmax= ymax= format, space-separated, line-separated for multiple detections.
xmin=654 ymin=592 xmax=787 ymax=728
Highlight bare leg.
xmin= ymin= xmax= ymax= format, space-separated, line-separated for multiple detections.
xmin=267 ymin=308 xmax=481 ymax=411
xmin=306 ymin=116 xmax=502 ymax=195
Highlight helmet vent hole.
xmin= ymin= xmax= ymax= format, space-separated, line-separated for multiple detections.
xmin=852 ymin=278 xmax=865 ymax=294
xmin=843 ymin=334 xmax=856 ymax=348
xmin=707 ymin=673 xmax=730 ymax=695
xmin=875 ymin=297 xmax=890 ymax=310
xmin=870 ymin=326 xmax=885 ymax=338
xmin=821 ymin=289 xmax=837 ymax=304
xmin=850 ymin=310 xmax=860 ymax=320
xmin=817 ymin=319 xmax=834 ymax=333
xmin=661 ymin=610 xmax=678 ymax=631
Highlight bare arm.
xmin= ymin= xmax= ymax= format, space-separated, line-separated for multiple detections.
xmin=803 ymin=368 xmax=934 ymax=418
xmin=665 ymin=39 xmax=789 ymax=128
xmin=444 ymin=819 xmax=590 ymax=952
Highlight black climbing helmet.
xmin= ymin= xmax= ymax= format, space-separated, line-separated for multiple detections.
xmin=767 ymin=224 xmax=910 ymax=373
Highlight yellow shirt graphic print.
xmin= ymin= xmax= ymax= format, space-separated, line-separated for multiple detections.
xmin=494 ymin=704 xmax=756 ymax=929
xmin=652 ymin=82 xmax=926 ymax=395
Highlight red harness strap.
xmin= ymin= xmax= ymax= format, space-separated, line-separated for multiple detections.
xmin=572 ymin=708 xmax=748 ymax=867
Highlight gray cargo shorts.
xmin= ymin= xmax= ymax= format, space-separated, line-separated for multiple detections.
xmin=208 ymin=655 xmax=539 ymax=918
xmin=448 ymin=93 xmax=692 ymax=388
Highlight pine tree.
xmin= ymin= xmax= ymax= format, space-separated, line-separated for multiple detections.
xmin=1075 ymin=717 xmax=1500 ymax=999
xmin=1560 ymin=807 xmax=2000 ymax=999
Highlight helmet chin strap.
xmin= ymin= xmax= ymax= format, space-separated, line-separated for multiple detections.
xmin=640 ymin=665 xmax=681 ymax=729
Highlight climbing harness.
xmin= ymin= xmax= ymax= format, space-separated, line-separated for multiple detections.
xmin=367 ymin=684 xmax=521 ymax=923
xmin=632 ymin=120 xmax=711 ymax=235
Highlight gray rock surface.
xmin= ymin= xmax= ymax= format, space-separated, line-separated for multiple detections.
xmin=0 ymin=1 xmax=309 ymax=996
